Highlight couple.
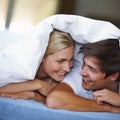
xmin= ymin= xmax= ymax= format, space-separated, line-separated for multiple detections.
xmin=0 ymin=15 xmax=120 ymax=113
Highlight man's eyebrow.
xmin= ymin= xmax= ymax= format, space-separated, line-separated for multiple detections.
xmin=83 ymin=57 xmax=97 ymax=70
xmin=87 ymin=65 xmax=95 ymax=69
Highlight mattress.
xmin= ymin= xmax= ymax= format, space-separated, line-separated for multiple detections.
xmin=0 ymin=97 xmax=119 ymax=120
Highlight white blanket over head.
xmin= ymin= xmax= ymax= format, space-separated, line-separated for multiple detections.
xmin=0 ymin=14 xmax=120 ymax=87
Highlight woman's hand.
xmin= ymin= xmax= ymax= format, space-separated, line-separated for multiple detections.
xmin=93 ymin=89 xmax=120 ymax=106
xmin=38 ymin=81 xmax=54 ymax=96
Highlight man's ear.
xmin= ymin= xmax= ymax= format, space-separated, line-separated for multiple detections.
xmin=109 ymin=72 xmax=120 ymax=81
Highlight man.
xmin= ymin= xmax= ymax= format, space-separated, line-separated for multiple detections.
xmin=46 ymin=38 xmax=120 ymax=113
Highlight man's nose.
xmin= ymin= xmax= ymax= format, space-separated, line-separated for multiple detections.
xmin=80 ymin=65 xmax=88 ymax=76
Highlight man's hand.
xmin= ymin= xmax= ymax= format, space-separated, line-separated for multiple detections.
xmin=93 ymin=89 xmax=120 ymax=106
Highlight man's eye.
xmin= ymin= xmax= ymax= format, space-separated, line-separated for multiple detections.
xmin=90 ymin=67 xmax=96 ymax=72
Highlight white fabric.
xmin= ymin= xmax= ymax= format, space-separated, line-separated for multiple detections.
xmin=62 ymin=67 xmax=120 ymax=98
xmin=0 ymin=14 xmax=120 ymax=87
xmin=62 ymin=67 xmax=93 ymax=99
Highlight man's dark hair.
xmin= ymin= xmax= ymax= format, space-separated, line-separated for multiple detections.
xmin=79 ymin=39 xmax=120 ymax=80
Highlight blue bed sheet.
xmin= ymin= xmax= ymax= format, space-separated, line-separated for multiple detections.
xmin=0 ymin=97 xmax=119 ymax=120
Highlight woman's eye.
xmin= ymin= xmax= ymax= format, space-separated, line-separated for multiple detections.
xmin=57 ymin=60 xmax=63 ymax=63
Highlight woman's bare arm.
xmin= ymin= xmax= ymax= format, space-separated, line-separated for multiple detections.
xmin=0 ymin=90 xmax=46 ymax=103
xmin=0 ymin=79 xmax=48 ymax=93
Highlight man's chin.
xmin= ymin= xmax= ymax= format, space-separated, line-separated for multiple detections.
xmin=82 ymin=85 xmax=92 ymax=90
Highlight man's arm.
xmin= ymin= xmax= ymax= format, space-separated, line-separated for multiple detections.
xmin=46 ymin=82 xmax=116 ymax=112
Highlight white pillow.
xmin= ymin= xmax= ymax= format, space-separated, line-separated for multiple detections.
xmin=0 ymin=14 xmax=120 ymax=87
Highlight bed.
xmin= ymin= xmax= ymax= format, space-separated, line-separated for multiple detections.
xmin=0 ymin=97 xmax=119 ymax=120
xmin=0 ymin=15 xmax=120 ymax=120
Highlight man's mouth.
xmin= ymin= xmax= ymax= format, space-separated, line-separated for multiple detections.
xmin=83 ymin=78 xmax=93 ymax=83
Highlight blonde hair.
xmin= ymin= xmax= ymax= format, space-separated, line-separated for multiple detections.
xmin=44 ymin=29 xmax=74 ymax=57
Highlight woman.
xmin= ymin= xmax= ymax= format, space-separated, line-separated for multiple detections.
xmin=0 ymin=29 xmax=75 ymax=103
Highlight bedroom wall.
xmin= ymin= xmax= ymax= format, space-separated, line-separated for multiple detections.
xmin=58 ymin=0 xmax=120 ymax=28
xmin=1 ymin=0 xmax=120 ymax=34
xmin=74 ymin=0 xmax=120 ymax=28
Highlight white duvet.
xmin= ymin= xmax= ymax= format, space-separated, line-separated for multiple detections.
xmin=0 ymin=14 xmax=120 ymax=87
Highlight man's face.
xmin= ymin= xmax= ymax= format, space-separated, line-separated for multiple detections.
xmin=80 ymin=55 xmax=112 ymax=91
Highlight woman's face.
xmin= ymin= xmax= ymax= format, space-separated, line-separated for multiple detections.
xmin=42 ymin=45 xmax=74 ymax=82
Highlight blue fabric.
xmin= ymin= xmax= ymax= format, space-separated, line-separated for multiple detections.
xmin=0 ymin=97 xmax=119 ymax=120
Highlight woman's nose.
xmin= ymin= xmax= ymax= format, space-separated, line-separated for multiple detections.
xmin=63 ymin=63 xmax=71 ymax=72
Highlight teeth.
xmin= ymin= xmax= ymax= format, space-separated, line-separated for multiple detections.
xmin=83 ymin=79 xmax=92 ymax=82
